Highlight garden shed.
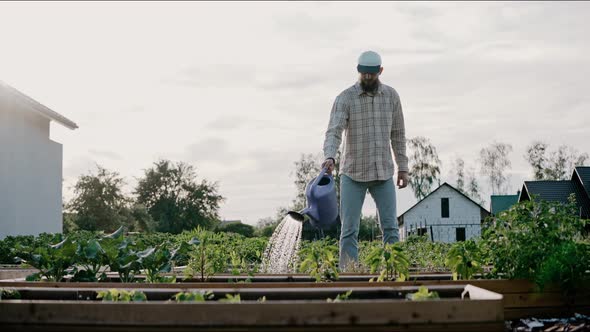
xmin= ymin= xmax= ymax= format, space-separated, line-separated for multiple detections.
xmin=0 ymin=81 xmax=77 ymax=238
xmin=398 ymin=183 xmax=490 ymax=242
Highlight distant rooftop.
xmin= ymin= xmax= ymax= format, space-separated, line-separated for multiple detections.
xmin=220 ymin=219 xmax=242 ymax=225
xmin=520 ymin=180 xmax=590 ymax=218
xmin=574 ymin=166 xmax=590 ymax=198
xmin=490 ymin=193 xmax=519 ymax=215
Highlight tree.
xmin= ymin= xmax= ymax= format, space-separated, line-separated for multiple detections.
xmin=62 ymin=212 xmax=78 ymax=234
xmin=216 ymin=222 xmax=255 ymax=238
xmin=122 ymin=204 xmax=157 ymax=232
xmin=479 ymin=142 xmax=513 ymax=195
xmin=525 ymin=141 xmax=548 ymax=180
xmin=408 ymin=136 xmax=442 ymax=200
xmin=525 ymin=141 xmax=588 ymax=180
xmin=255 ymin=217 xmax=281 ymax=237
xmin=451 ymin=158 xmax=484 ymax=205
xmin=66 ymin=164 xmax=130 ymax=232
xmin=291 ymin=153 xmax=321 ymax=211
xmin=452 ymin=158 xmax=466 ymax=193
xmin=135 ymin=159 xmax=224 ymax=233
xmin=466 ymin=166 xmax=484 ymax=206
xmin=358 ymin=214 xmax=380 ymax=241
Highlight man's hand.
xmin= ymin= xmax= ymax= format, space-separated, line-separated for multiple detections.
xmin=397 ymin=171 xmax=409 ymax=189
xmin=321 ymin=158 xmax=335 ymax=175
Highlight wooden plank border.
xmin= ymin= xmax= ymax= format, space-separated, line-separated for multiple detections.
xmin=0 ymin=285 xmax=503 ymax=331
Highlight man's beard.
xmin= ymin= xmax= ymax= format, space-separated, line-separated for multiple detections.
xmin=360 ymin=78 xmax=380 ymax=93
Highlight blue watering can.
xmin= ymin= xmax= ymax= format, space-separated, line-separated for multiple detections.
xmin=287 ymin=167 xmax=340 ymax=229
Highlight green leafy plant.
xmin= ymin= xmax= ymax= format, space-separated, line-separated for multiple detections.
xmin=101 ymin=227 xmax=141 ymax=282
xmin=535 ymin=241 xmax=590 ymax=294
xmin=0 ymin=288 xmax=21 ymax=300
xmin=482 ymin=194 xmax=588 ymax=293
xmin=16 ymin=236 xmax=77 ymax=282
xmin=0 ymin=234 xmax=35 ymax=264
xmin=327 ymin=290 xmax=353 ymax=302
xmin=229 ymin=251 xmax=242 ymax=276
xmin=137 ymin=239 xmax=197 ymax=283
xmin=228 ymin=250 xmax=258 ymax=283
xmin=298 ymin=239 xmax=339 ymax=282
xmin=400 ymin=235 xmax=451 ymax=273
xmin=172 ymin=291 xmax=213 ymax=302
xmin=102 ymin=236 xmax=141 ymax=283
xmin=184 ymin=234 xmax=226 ymax=282
xmin=103 ymin=226 xmax=125 ymax=240
xmin=71 ymin=239 xmax=107 ymax=282
xmin=406 ymin=286 xmax=440 ymax=301
xmin=364 ymin=242 xmax=410 ymax=282
xmin=137 ymin=245 xmax=175 ymax=283
xmin=219 ymin=293 xmax=241 ymax=303
xmin=444 ymin=239 xmax=483 ymax=280
xmin=96 ymin=289 xmax=147 ymax=302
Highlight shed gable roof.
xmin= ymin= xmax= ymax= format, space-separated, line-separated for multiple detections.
xmin=0 ymin=80 xmax=78 ymax=130
xmin=398 ymin=182 xmax=490 ymax=220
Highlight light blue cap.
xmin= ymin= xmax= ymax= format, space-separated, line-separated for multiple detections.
xmin=357 ymin=51 xmax=382 ymax=73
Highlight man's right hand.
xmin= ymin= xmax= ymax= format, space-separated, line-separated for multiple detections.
xmin=321 ymin=158 xmax=335 ymax=175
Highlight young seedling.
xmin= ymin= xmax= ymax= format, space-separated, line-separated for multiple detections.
xmin=172 ymin=291 xmax=214 ymax=302
xmin=96 ymin=289 xmax=147 ymax=302
xmin=219 ymin=293 xmax=241 ymax=303
xmin=406 ymin=286 xmax=439 ymax=301
xmin=327 ymin=290 xmax=353 ymax=302
xmin=364 ymin=243 xmax=410 ymax=282
xmin=444 ymin=239 xmax=483 ymax=280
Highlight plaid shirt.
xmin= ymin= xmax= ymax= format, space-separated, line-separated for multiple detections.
xmin=323 ymin=81 xmax=409 ymax=182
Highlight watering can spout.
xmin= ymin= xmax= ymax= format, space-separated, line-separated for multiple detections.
xmin=287 ymin=208 xmax=311 ymax=223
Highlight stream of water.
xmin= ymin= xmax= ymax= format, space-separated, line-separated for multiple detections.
xmin=260 ymin=215 xmax=303 ymax=274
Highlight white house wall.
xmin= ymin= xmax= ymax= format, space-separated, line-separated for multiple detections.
xmin=399 ymin=185 xmax=482 ymax=243
xmin=0 ymin=91 xmax=63 ymax=238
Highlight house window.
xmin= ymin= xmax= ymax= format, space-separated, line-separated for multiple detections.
xmin=456 ymin=227 xmax=466 ymax=242
xmin=441 ymin=198 xmax=449 ymax=218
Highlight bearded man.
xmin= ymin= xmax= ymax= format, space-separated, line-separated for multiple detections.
xmin=322 ymin=50 xmax=410 ymax=270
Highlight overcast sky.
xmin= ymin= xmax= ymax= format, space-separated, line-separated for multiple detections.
xmin=1 ymin=1 xmax=589 ymax=225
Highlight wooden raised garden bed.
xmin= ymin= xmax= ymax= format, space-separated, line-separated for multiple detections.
xmin=0 ymin=284 xmax=503 ymax=331
xmin=2 ymin=277 xmax=587 ymax=321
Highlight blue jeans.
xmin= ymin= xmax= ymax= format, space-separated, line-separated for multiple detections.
xmin=339 ymin=174 xmax=399 ymax=270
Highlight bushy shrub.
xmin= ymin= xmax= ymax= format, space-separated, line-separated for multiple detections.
xmin=482 ymin=194 xmax=589 ymax=292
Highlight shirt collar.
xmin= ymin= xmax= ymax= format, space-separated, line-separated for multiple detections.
xmin=355 ymin=81 xmax=384 ymax=96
